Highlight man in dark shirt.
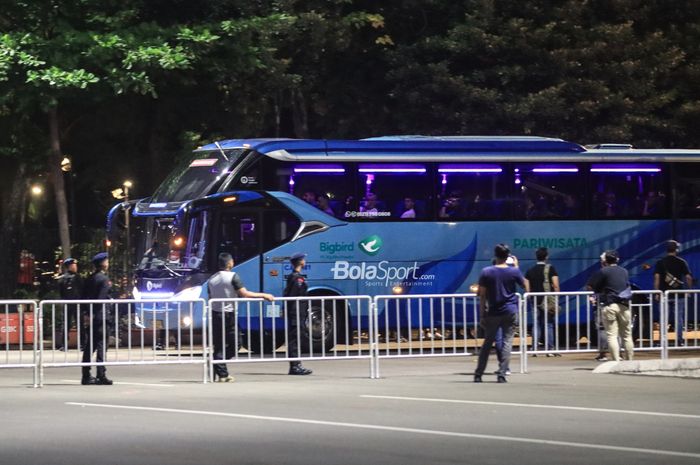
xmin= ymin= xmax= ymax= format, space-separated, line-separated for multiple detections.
xmin=525 ymin=248 xmax=560 ymax=355
xmin=208 ymin=253 xmax=274 ymax=382
xmin=55 ymin=258 xmax=83 ymax=351
xmin=586 ymin=250 xmax=633 ymax=361
xmin=654 ymin=240 xmax=693 ymax=346
xmin=475 ymin=244 xmax=529 ymax=383
xmin=283 ymin=253 xmax=313 ymax=376
xmin=80 ymin=253 xmax=113 ymax=385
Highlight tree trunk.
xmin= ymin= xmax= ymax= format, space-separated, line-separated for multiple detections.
xmin=48 ymin=105 xmax=72 ymax=258
xmin=291 ymin=88 xmax=310 ymax=138
xmin=0 ymin=162 xmax=28 ymax=297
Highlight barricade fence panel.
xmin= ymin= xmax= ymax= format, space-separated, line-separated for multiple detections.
xmin=208 ymin=296 xmax=375 ymax=380
xmin=39 ymin=299 xmax=208 ymax=386
xmin=0 ymin=300 xmax=39 ymax=386
xmin=665 ymin=290 xmax=700 ymax=353
xmin=372 ymin=294 xmax=526 ymax=377
xmin=522 ymin=291 xmax=664 ymax=372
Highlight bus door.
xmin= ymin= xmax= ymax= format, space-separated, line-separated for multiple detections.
xmin=215 ymin=207 xmax=263 ymax=292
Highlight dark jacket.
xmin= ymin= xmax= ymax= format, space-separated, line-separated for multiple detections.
xmin=58 ymin=272 xmax=83 ymax=300
xmin=82 ymin=271 xmax=114 ymax=326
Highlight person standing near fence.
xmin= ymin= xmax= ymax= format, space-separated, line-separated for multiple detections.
xmin=475 ymin=244 xmax=529 ymax=383
xmin=283 ymin=253 xmax=313 ymax=376
xmin=208 ymin=253 xmax=274 ymax=382
xmin=80 ymin=253 xmax=113 ymax=385
xmin=525 ymin=248 xmax=561 ymax=357
xmin=55 ymin=258 xmax=83 ymax=351
xmin=654 ymin=240 xmax=693 ymax=347
xmin=586 ymin=250 xmax=634 ymax=362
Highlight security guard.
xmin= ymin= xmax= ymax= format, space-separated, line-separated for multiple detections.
xmin=55 ymin=258 xmax=83 ymax=351
xmin=80 ymin=252 xmax=114 ymax=385
xmin=283 ymin=253 xmax=313 ymax=375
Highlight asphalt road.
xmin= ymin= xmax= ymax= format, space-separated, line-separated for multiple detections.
xmin=1 ymin=354 xmax=699 ymax=465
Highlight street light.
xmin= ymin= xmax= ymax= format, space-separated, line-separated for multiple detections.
xmin=30 ymin=185 xmax=43 ymax=196
xmin=60 ymin=157 xmax=72 ymax=172
xmin=123 ymin=180 xmax=132 ymax=289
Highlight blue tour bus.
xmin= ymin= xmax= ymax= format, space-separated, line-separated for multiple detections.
xmin=109 ymin=136 xmax=700 ymax=350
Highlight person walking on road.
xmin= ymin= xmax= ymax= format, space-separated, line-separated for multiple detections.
xmin=475 ymin=244 xmax=529 ymax=383
xmin=80 ymin=253 xmax=113 ymax=385
xmin=283 ymin=253 xmax=313 ymax=376
xmin=654 ymin=240 xmax=693 ymax=347
xmin=208 ymin=253 xmax=274 ymax=382
xmin=56 ymin=258 xmax=83 ymax=351
xmin=525 ymin=248 xmax=561 ymax=356
xmin=586 ymin=250 xmax=634 ymax=362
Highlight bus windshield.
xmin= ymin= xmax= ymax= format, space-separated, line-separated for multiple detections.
xmin=150 ymin=149 xmax=245 ymax=203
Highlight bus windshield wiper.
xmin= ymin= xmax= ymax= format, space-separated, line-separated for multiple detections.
xmin=214 ymin=141 xmax=228 ymax=161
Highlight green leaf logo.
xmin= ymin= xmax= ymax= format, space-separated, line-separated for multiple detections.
xmin=359 ymin=235 xmax=383 ymax=256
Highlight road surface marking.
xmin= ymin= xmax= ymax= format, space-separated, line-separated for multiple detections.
xmin=360 ymin=395 xmax=700 ymax=420
xmin=61 ymin=380 xmax=174 ymax=387
xmin=65 ymin=402 xmax=700 ymax=459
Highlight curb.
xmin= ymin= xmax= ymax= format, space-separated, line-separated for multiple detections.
xmin=592 ymin=358 xmax=700 ymax=378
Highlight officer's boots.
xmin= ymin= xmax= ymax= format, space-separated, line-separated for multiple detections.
xmin=96 ymin=369 xmax=113 ymax=385
xmin=81 ymin=368 xmax=97 ymax=385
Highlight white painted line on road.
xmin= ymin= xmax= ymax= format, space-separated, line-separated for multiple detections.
xmin=60 ymin=380 xmax=174 ymax=388
xmin=360 ymin=395 xmax=700 ymax=420
xmin=65 ymin=402 xmax=700 ymax=460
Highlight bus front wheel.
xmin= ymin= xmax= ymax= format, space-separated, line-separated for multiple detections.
xmin=301 ymin=298 xmax=347 ymax=353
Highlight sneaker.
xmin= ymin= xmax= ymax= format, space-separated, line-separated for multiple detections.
xmin=595 ymin=355 xmax=608 ymax=362
xmin=289 ymin=365 xmax=313 ymax=376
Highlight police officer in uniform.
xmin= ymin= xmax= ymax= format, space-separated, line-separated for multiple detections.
xmin=55 ymin=258 xmax=83 ymax=351
xmin=80 ymin=252 xmax=114 ymax=385
xmin=284 ymin=253 xmax=313 ymax=376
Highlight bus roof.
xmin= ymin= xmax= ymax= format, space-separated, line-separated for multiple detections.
xmin=197 ymin=136 xmax=700 ymax=162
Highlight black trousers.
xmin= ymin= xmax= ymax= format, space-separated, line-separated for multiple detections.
xmin=286 ymin=303 xmax=309 ymax=365
xmin=212 ymin=312 xmax=237 ymax=377
xmin=82 ymin=324 xmax=108 ymax=378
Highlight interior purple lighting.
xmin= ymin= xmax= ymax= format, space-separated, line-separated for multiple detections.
xmin=532 ymin=167 xmax=579 ymax=173
xmin=294 ymin=165 xmax=345 ymax=173
xmin=438 ymin=164 xmax=502 ymax=173
xmin=590 ymin=165 xmax=661 ymax=173
xmin=359 ymin=165 xmax=426 ymax=173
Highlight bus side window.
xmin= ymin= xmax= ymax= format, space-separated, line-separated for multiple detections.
xmin=437 ymin=164 xmax=506 ymax=220
xmin=217 ymin=211 xmax=259 ymax=264
xmin=675 ymin=163 xmax=700 ymax=218
xmin=356 ymin=164 xmax=431 ymax=220
xmin=589 ymin=165 xmax=666 ymax=218
xmin=514 ymin=165 xmax=583 ymax=219
xmin=284 ymin=163 xmax=353 ymax=218
xmin=264 ymin=210 xmax=301 ymax=250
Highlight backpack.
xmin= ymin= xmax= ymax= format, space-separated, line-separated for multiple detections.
xmin=540 ymin=264 xmax=558 ymax=316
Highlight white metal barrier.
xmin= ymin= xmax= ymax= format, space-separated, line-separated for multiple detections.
xmin=208 ymin=296 xmax=375 ymax=380
xmin=372 ymin=294 xmax=526 ymax=378
xmin=522 ymin=290 xmax=664 ymax=372
xmin=664 ymin=290 xmax=700 ymax=355
xmin=38 ymin=299 xmax=207 ymax=386
xmin=0 ymin=300 xmax=39 ymax=387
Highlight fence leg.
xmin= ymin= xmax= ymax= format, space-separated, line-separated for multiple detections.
xmin=371 ymin=299 xmax=380 ymax=379
xmin=661 ymin=293 xmax=669 ymax=360
xmin=519 ymin=295 xmax=527 ymax=374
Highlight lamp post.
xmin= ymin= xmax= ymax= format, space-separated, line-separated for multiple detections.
xmin=123 ymin=180 xmax=133 ymax=289
xmin=60 ymin=157 xmax=77 ymax=241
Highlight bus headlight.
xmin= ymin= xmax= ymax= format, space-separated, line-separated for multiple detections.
xmin=181 ymin=316 xmax=193 ymax=328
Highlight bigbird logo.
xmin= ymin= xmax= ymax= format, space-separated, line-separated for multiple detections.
xmin=359 ymin=235 xmax=383 ymax=256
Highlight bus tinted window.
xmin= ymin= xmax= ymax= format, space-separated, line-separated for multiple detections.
xmin=355 ymin=164 xmax=431 ymax=220
xmin=217 ymin=210 xmax=259 ymax=265
xmin=514 ymin=165 xmax=582 ymax=219
xmin=590 ymin=165 xmax=666 ymax=218
xmin=675 ymin=163 xmax=700 ymax=218
xmin=264 ymin=210 xmax=301 ymax=249
xmin=438 ymin=164 xmax=506 ymax=220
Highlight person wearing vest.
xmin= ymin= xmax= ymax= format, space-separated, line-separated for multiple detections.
xmin=81 ymin=253 xmax=113 ymax=385
xmin=208 ymin=253 xmax=274 ymax=382
xmin=654 ymin=240 xmax=693 ymax=347
xmin=525 ymin=248 xmax=561 ymax=357
xmin=586 ymin=250 xmax=633 ymax=362
xmin=56 ymin=257 xmax=83 ymax=351
xmin=283 ymin=253 xmax=313 ymax=376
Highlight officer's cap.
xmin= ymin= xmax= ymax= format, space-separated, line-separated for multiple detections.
xmin=62 ymin=258 xmax=77 ymax=268
xmin=92 ymin=252 xmax=109 ymax=265
xmin=290 ymin=252 xmax=307 ymax=263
